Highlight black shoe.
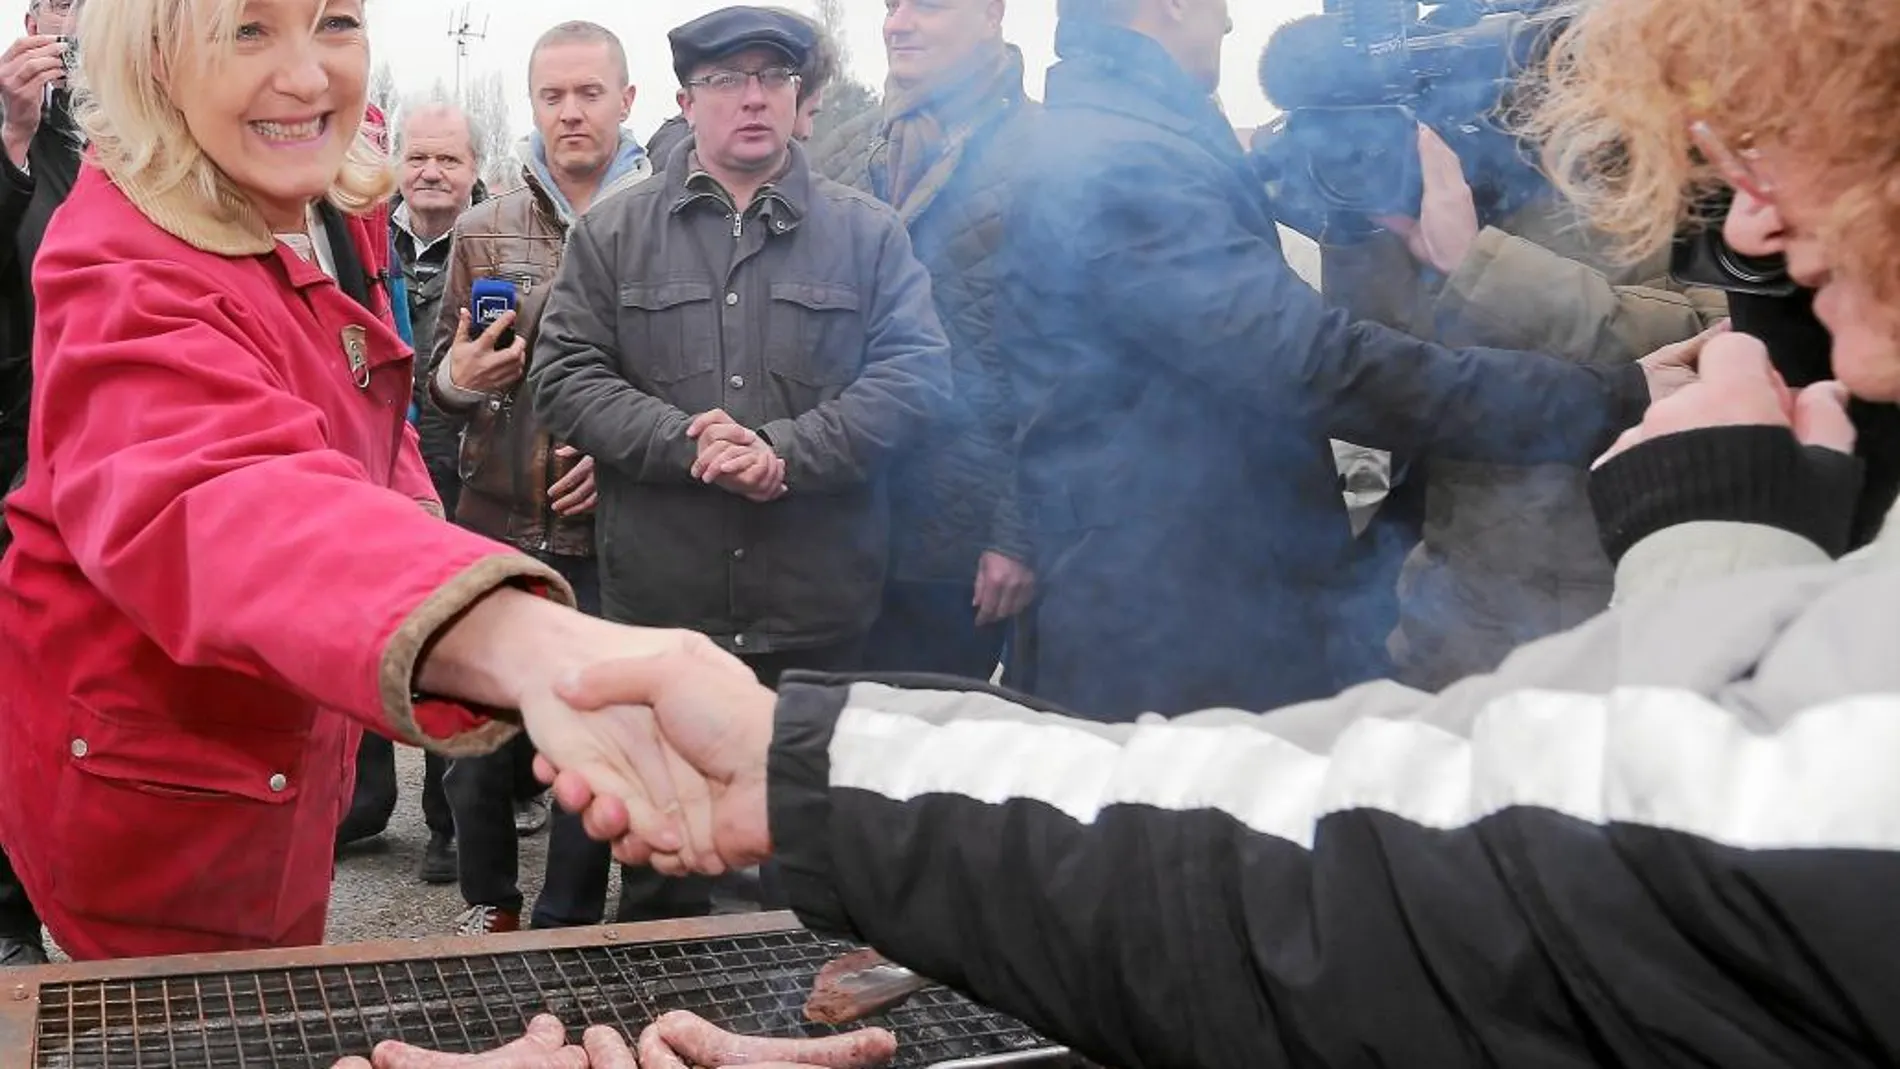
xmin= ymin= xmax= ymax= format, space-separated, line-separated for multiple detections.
xmin=417 ymin=833 xmax=458 ymax=885
xmin=0 ymin=935 xmax=48 ymax=969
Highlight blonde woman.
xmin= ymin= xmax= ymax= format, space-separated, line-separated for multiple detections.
xmin=0 ymin=0 xmax=705 ymax=962
xmin=543 ymin=0 xmax=1900 ymax=1063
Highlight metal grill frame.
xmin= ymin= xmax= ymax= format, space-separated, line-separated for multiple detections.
xmin=0 ymin=912 xmax=1064 ymax=1069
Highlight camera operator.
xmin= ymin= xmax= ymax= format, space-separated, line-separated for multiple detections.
xmin=0 ymin=0 xmax=82 ymax=494
xmin=1370 ymin=123 xmax=1728 ymax=690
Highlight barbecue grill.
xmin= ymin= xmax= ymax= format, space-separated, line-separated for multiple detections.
xmin=0 ymin=912 xmax=1081 ymax=1069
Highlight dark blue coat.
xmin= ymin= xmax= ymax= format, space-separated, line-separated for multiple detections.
xmin=999 ymin=23 xmax=1647 ymax=718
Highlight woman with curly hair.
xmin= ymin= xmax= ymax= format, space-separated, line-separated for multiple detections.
xmin=538 ymin=1 xmax=1900 ymax=1065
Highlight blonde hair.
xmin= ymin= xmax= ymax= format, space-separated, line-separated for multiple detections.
xmin=73 ymin=0 xmax=393 ymax=233
xmin=1525 ymin=0 xmax=1900 ymax=313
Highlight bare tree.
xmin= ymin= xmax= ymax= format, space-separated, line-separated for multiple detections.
xmin=806 ymin=0 xmax=879 ymax=144
xmin=812 ymin=0 xmax=851 ymax=73
xmin=369 ymin=61 xmax=399 ymax=115
xmin=459 ymin=69 xmax=517 ymax=189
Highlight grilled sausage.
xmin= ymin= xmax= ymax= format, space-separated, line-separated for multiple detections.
xmin=637 ymin=1022 xmax=692 ymax=1069
xmin=581 ymin=1025 xmax=640 ymax=1069
xmin=653 ymin=1010 xmax=898 ymax=1068
xmin=367 ymin=1015 xmax=588 ymax=1069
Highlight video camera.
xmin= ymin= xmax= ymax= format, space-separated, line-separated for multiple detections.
xmin=1250 ymin=0 xmax=1576 ymax=240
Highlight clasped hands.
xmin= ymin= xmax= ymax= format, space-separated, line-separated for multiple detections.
xmin=687 ymin=409 xmax=785 ymax=502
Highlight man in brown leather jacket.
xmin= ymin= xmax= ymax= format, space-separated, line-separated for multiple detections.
xmin=425 ymin=20 xmax=657 ymax=938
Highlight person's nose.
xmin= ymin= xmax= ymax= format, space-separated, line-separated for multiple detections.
xmin=273 ymin=36 xmax=329 ymax=103
xmin=885 ymin=2 xmax=915 ymax=38
xmin=1724 ymin=187 xmax=1787 ymax=258
xmin=739 ymin=74 xmax=769 ymax=110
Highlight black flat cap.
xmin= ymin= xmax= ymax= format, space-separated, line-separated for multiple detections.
xmin=669 ymin=7 xmax=816 ymax=85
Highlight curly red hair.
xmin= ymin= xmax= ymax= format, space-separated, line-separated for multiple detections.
xmin=1526 ymin=0 xmax=1900 ymax=315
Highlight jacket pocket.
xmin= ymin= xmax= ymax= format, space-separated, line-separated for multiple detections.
xmin=766 ymin=281 xmax=863 ymax=387
xmin=49 ymin=705 xmax=309 ymax=943
xmin=621 ymin=281 xmax=718 ymax=385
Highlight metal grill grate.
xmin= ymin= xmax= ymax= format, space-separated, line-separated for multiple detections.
xmin=30 ymin=928 xmax=1058 ymax=1068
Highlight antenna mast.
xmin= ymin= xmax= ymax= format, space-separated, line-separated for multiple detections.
xmin=449 ymin=4 xmax=489 ymax=97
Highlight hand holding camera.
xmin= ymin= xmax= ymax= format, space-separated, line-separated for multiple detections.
xmin=1378 ymin=124 xmax=1481 ymax=274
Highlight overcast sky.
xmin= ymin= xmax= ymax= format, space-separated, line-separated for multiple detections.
xmin=3 ymin=0 xmax=1321 ymax=141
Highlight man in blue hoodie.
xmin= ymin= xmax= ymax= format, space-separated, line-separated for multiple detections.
xmin=424 ymin=20 xmax=657 ymax=937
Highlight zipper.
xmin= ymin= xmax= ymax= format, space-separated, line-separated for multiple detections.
xmin=731 ymin=210 xmax=742 ymax=240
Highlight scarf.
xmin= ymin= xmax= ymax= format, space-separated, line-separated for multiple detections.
xmin=878 ymin=38 xmax=1014 ymax=213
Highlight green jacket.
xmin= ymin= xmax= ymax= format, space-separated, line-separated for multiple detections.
xmin=1383 ymin=201 xmax=1729 ymax=690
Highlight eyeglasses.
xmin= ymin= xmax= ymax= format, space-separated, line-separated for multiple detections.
xmin=1688 ymin=119 xmax=1776 ymax=204
xmin=686 ymin=67 xmax=800 ymax=96
xmin=31 ymin=0 xmax=77 ymax=14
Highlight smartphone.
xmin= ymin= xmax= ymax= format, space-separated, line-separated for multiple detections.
xmin=57 ymin=35 xmax=77 ymax=76
xmin=470 ymin=277 xmax=518 ymax=350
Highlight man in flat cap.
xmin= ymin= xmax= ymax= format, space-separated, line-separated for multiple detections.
xmin=533 ymin=6 xmax=950 ymax=686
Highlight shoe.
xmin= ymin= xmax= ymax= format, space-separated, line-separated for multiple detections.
xmin=454 ymin=905 xmax=520 ymax=936
xmin=513 ymin=795 xmax=549 ymax=837
xmin=0 ymin=935 xmax=49 ymax=968
xmin=417 ymin=832 xmax=457 ymax=885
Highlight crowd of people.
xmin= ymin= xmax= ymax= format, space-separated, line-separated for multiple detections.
xmin=0 ymin=0 xmax=1896 ymax=1062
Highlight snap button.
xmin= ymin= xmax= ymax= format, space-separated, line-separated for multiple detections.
xmin=774 ymin=220 xmax=787 ymax=232
xmin=70 ymin=738 xmax=87 ymax=758
xmin=728 ymin=374 xmax=745 ymax=389
xmin=725 ymin=292 xmax=739 ymax=306
xmin=732 ymin=547 xmax=746 ymax=561
xmin=268 ymin=773 xmax=288 ymax=793
xmin=734 ymin=634 xmax=748 ymax=649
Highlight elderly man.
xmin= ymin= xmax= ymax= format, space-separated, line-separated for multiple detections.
xmin=811 ymin=0 xmax=1037 ymax=679
xmin=393 ymin=98 xmax=484 ymax=513
xmin=427 ymin=20 xmax=653 ymax=937
xmin=334 ymin=99 xmax=488 ymax=886
xmin=533 ymin=6 xmax=949 ymax=685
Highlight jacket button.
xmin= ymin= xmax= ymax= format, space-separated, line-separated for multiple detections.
xmin=774 ymin=220 xmax=787 ymax=232
xmin=728 ymin=374 xmax=745 ymax=389
xmin=734 ymin=634 xmax=748 ymax=649
xmin=488 ymin=398 xmax=502 ymax=412
xmin=70 ymin=738 xmax=87 ymax=758
xmin=268 ymin=773 xmax=288 ymax=793
xmin=725 ymin=292 xmax=739 ymax=306
xmin=732 ymin=547 xmax=746 ymax=561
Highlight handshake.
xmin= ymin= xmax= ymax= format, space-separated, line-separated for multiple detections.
xmin=687 ymin=409 xmax=786 ymax=503
xmin=522 ymin=633 xmax=782 ymax=880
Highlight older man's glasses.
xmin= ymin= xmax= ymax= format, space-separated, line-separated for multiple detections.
xmin=687 ymin=67 xmax=800 ymax=96
xmin=1688 ymin=120 xmax=1776 ymax=205
xmin=32 ymin=0 xmax=77 ymax=15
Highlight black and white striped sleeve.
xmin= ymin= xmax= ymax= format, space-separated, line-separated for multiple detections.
xmin=764 ymin=545 xmax=1900 ymax=1068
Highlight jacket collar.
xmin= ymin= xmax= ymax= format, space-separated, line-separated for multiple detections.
xmin=518 ymin=130 xmax=651 ymax=226
xmin=669 ymin=138 xmax=812 ymax=233
xmin=1046 ymin=21 xmax=1239 ymax=151
xmin=111 ymin=160 xmax=279 ymax=258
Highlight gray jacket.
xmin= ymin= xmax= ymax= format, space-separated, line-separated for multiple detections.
xmin=531 ymin=140 xmax=952 ymax=653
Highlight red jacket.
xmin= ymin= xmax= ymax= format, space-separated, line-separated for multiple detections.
xmin=0 ymin=168 xmax=562 ymax=960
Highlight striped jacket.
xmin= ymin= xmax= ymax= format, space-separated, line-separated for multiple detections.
xmin=767 ymin=501 xmax=1900 ymax=1068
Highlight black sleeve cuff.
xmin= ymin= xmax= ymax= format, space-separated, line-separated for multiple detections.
xmin=766 ymin=674 xmax=856 ymax=938
xmin=1601 ymin=362 xmax=1653 ymax=448
xmin=1589 ymin=424 xmax=1865 ymax=564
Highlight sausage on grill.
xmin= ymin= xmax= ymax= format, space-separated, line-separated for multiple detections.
xmin=652 ymin=1009 xmax=898 ymax=1068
